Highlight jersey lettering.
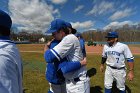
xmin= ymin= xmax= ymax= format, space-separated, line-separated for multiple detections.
xmin=107 ymin=51 xmax=120 ymax=56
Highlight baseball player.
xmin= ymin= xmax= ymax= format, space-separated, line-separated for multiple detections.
xmin=44 ymin=19 xmax=90 ymax=93
xmin=76 ymin=33 xmax=86 ymax=59
xmin=100 ymin=31 xmax=134 ymax=93
xmin=0 ymin=10 xmax=23 ymax=93
xmin=44 ymin=19 xmax=88 ymax=93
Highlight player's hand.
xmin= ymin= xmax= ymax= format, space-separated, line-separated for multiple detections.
xmin=80 ymin=58 xmax=87 ymax=66
xmin=127 ymin=70 xmax=134 ymax=81
xmin=44 ymin=43 xmax=50 ymax=52
xmin=100 ymin=64 xmax=104 ymax=72
xmin=44 ymin=39 xmax=54 ymax=52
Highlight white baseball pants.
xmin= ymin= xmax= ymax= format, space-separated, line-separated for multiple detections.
xmin=104 ymin=66 xmax=126 ymax=91
xmin=66 ymin=76 xmax=90 ymax=93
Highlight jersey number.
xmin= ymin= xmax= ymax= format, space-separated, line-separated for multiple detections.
xmin=116 ymin=58 xmax=119 ymax=63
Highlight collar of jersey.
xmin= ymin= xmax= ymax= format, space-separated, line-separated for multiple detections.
xmin=0 ymin=36 xmax=15 ymax=43
xmin=108 ymin=42 xmax=118 ymax=47
xmin=0 ymin=36 xmax=10 ymax=40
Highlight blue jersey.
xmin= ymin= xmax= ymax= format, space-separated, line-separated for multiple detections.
xmin=79 ymin=38 xmax=86 ymax=57
xmin=46 ymin=40 xmax=64 ymax=84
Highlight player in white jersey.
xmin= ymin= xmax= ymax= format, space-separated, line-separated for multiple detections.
xmin=100 ymin=31 xmax=134 ymax=93
xmin=44 ymin=19 xmax=90 ymax=93
xmin=0 ymin=10 xmax=23 ymax=93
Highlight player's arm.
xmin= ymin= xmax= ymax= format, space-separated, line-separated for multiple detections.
xmin=100 ymin=45 xmax=107 ymax=72
xmin=58 ymin=59 xmax=87 ymax=74
xmin=44 ymin=35 xmax=74 ymax=63
xmin=100 ymin=57 xmax=107 ymax=72
xmin=127 ymin=58 xmax=134 ymax=81
xmin=44 ymin=35 xmax=78 ymax=63
xmin=124 ymin=45 xmax=134 ymax=81
xmin=44 ymin=49 xmax=60 ymax=63
xmin=52 ymin=36 xmax=74 ymax=59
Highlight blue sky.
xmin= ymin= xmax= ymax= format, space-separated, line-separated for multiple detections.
xmin=0 ymin=0 xmax=140 ymax=33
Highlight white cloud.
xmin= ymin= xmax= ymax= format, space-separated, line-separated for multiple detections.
xmin=103 ymin=21 xmax=134 ymax=30
xmin=8 ymin=0 xmax=59 ymax=33
xmin=51 ymin=0 xmax=67 ymax=4
xmin=87 ymin=1 xmax=114 ymax=15
xmin=109 ymin=8 xmax=132 ymax=20
xmin=74 ymin=5 xmax=84 ymax=13
xmin=71 ymin=20 xmax=94 ymax=30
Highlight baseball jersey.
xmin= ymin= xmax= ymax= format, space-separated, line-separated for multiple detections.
xmin=0 ymin=37 xmax=23 ymax=93
xmin=102 ymin=42 xmax=134 ymax=68
xmin=52 ymin=34 xmax=87 ymax=79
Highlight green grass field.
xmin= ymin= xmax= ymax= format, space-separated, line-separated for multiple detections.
xmin=18 ymin=44 xmax=140 ymax=93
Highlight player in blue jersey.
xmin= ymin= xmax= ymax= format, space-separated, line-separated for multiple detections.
xmin=76 ymin=33 xmax=86 ymax=59
xmin=100 ymin=31 xmax=134 ymax=93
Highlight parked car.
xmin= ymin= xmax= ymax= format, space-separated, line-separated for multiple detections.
xmin=87 ymin=41 xmax=93 ymax=46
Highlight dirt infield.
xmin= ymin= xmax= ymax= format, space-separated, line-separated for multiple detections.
xmin=85 ymin=45 xmax=140 ymax=55
xmin=18 ymin=44 xmax=140 ymax=55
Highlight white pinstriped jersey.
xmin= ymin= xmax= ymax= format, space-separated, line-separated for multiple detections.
xmin=102 ymin=42 xmax=134 ymax=68
xmin=52 ymin=34 xmax=87 ymax=79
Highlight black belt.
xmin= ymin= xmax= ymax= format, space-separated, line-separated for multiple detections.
xmin=74 ymin=77 xmax=80 ymax=82
xmin=67 ymin=77 xmax=80 ymax=82
xmin=67 ymin=75 xmax=88 ymax=82
xmin=108 ymin=65 xmax=125 ymax=70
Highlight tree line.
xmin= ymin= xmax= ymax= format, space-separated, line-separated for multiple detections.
xmin=82 ymin=24 xmax=140 ymax=42
xmin=11 ymin=31 xmax=52 ymax=43
xmin=11 ymin=23 xmax=140 ymax=43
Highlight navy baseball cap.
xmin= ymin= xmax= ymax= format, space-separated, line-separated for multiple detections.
xmin=47 ymin=19 xmax=67 ymax=33
xmin=105 ymin=31 xmax=118 ymax=38
xmin=76 ymin=33 xmax=81 ymax=37
xmin=65 ymin=22 xmax=77 ymax=34
xmin=0 ymin=10 xmax=12 ymax=29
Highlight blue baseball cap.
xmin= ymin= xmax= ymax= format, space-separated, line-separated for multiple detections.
xmin=47 ymin=19 xmax=67 ymax=33
xmin=0 ymin=10 xmax=12 ymax=29
xmin=105 ymin=31 xmax=118 ymax=38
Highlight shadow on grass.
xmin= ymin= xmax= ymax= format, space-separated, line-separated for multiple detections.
xmin=90 ymin=81 xmax=132 ymax=93
xmin=87 ymin=68 xmax=97 ymax=77
xmin=90 ymin=86 xmax=103 ymax=93
xmin=112 ymin=81 xmax=131 ymax=93
xmin=23 ymin=89 xmax=28 ymax=93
